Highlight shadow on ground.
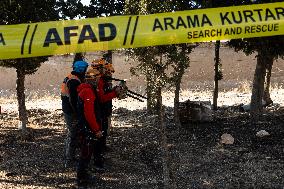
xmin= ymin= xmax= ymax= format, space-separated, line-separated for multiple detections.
xmin=0 ymin=107 xmax=284 ymax=189
xmin=166 ymin=106 xmax=284 ymax=189
xmin=0 ymin=108 xmax=164 ymax=189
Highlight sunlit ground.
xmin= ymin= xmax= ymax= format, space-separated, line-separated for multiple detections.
xmin=1 ymin=87 xmax=284 ymax=113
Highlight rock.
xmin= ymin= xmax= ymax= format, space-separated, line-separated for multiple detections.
xmin=202 ymin=180 xmax=214 ymax=188
xmin=241 ymin=100 xmax=272 ymax=112
xmin=220 ymin=133 xmax=234 ymax=145
xmin=256 ymin=130 xmax=270 ymax=138
xmin=6 ymin=172 xmax=17 ymax=177
xmin=179 ymin=100 xmax=212 ymax=123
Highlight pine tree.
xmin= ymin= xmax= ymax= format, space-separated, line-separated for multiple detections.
xmin=0 ymin=0 xmax=60 ymax=133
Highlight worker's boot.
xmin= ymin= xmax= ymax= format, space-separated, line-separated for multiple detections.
xmin=94 ymin=156 xmax=105 ymax=172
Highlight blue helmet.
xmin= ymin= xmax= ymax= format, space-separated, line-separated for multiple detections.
xmin=73 ymin=61 xmax=88 ymax=73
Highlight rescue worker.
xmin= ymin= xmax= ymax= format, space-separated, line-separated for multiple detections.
xmin=72 ymin=53 xmax=85 ymax=67
xmin=101 ymin=60 xmax=115 ymax=149
xmin=90 ymin=58 xmax=116 ymax=170
xmin=76 ymin=67 xmax=122 ymax=188
xmin=61 ymin=60 xmax=89 ymax=166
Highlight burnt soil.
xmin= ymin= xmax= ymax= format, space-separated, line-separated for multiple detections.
xmin=0 ymin=106 xmax=284 ymax=189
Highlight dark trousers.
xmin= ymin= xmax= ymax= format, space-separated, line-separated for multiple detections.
xmin=63 ymin=112 xmax=78 ymax=161
xmin=93 ymin=117 xmax=108 ymax=163
xmin=77 ymin=136 xmax=95 ymax=182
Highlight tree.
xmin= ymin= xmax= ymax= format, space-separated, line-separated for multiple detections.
xmin=195 ymin=0 xmax=227 ymax=110
xmin=195 ymin=0 xmax=284 ymax=120
xmin=165 ymin=44 xmax=195 ymax=124
xmin=88 ymin=1 xmax=185 ymax=116
xmin=57 ymin=0 xmax=86 ymax=19
xmin=212 ymin=40 xmax=223 ymax=110
xmin=86 ymin=0 xmax=125 ymax=17
xmin=229 ymin=36 xmax=284 ymax=120
xmin=126 ymin=46 xmax=172 ymax=114
xmin=85 ymin=0 xmax=125 ymax=64
xmin=226 ymin=0 xmax=284 ymax=121
xmin=0 ymin=0 xmax=60 ymax=133
xmin=125 ymin=1 xmax=197 ymax=121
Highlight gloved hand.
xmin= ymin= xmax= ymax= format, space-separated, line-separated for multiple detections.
xmin=114 ymin=86 xmax=127 ymax=99
xmin=95 ymin=131 xmax=103 ymax=138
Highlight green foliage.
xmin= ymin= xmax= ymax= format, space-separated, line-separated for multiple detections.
xmin=125 ymin=0 xmax=197 ymax=87
xmin=0 ymin=0 xmax=60 ymax=24
xmin=0 ymin=0 xmax=61 ymax=73
xmin=127 ymin=46 xmax=169 ymax=87
xmin=226 ymin=0 xmax=284 ymax=59
xmin=229 ymin=36 xmax=284 ymax=59
xmin=0 ymin=57 xmax=47 ymax=75
xmin=165 ymin=44 xmax=195 ymax=85
xmin=125 ymin=1 xmax=197 ymax=112
xmin=86 ymin=0 xmax=125 ymax=17
xmin=194 ymin=0 xmax=252 ymax=7
xmin=57 ymin=0 xmax=86 ymax=19
xmin=125 ymin=0 xmax=197 ymax=15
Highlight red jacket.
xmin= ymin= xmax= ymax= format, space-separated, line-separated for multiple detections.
xmin=96 ymin=77 xmax=117 ymax=103
xmin=77 ymin=83 xmax=116 ymax=134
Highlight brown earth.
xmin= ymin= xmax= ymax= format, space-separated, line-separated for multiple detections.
xmin=1 ymin=106 xmax=284 ymax=189
xmin=0 ymin=47 xmax=284 ymax=189
xmin=1 ymin=46 xmax=284 ymax=97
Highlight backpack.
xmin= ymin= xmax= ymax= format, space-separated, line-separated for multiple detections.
xmin=77 ymin=85 xmax=102 ymax=140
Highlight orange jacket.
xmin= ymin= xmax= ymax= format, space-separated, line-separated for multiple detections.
xmin=61 ymin=74 xmax=81 ymax=97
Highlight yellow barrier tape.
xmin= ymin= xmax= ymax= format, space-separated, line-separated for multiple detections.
xmin=0 ymin=2 xmax=283 ymax=60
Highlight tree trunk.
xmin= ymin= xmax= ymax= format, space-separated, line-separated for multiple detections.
xmin=147 ymin=55 xmax=164 ymax=114
xmin=263 ymin=56 xmax=274 ymax=105
xmin=107 ymin=50 xmax=113 ymax=64
xmin=156 ymin=87 xmax=162 ymax=115
xmin=146 ymin=71 xmax=155 ymax=114
xmin=213 ymin=40 xmax=220 ymax=110
xmin=250 ymin=50 xmax=267 ymax=121
xmin=155 ymin=55 xmax=166 ymax=115
xmin=16 ymin=63 xmax=28 ymax=133
xmin=174 ymin=68 xmax=184 ymax=126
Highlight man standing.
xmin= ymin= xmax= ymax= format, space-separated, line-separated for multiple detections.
xmin=76 ymin=70 xmax=120 ymax=188
xmin=61 ymin=60 xmax=89 ymax=166
xmin=90 ymin=58 xmax=116 ymax=170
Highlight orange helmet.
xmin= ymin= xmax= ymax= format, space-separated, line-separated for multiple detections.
xmin=91 ymin=58 xmax=115 ymax=76
xmin=92 ymin=58 xmax=106 ymax=66
xmin=85 ymin=66 xmax=101 ymax=81
xmin=104 ymin=63 xmax=115 ymax=75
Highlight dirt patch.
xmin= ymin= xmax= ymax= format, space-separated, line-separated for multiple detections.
xmin=1 ymin=47 xmax=284 ymax=97
xmin=0 ymin=109 xmax=165 ymax=189
xmin=0 ymin=46 xmax=284 ymax=188
xmin=166 ymin=106 xmax=284 ymax=189
xmin=0 ymin=106 xmax=283 ymax=189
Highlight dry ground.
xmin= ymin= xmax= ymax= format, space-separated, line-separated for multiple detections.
xmin=0 ymin=46 xmax=284 ymax=189
xmin=1 ymin=106 xmax=284 ymax=189
xmin=167 ymin=107 xmax=284 ymax=189
xmin=0 ymin=109 xmax=165 ymax=189
xmin=1 ymin=45 xmax=284 ymax=97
